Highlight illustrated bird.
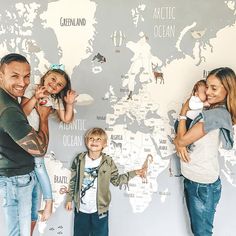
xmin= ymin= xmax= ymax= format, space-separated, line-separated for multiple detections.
xmin=191 ymin=28 xmax=207 ymax=39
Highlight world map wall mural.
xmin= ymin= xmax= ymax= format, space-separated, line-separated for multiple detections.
xmin=0 ymin=0 xmax=236 ymax=235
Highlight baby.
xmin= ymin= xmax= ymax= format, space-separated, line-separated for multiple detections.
xmin=175 ymin=79 xmax=209 ymax=132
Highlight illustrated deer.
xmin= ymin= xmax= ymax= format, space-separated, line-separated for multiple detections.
xmin=152 ymin=63 xmax=164 ymax=84
xmin=110 ymin=140 xmax=122 ymax=153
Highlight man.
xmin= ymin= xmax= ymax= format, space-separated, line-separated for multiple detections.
xmin=0 ymin=53 xmax=50 ymax=236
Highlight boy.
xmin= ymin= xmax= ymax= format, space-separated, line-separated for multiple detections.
xmin=65 ymin=127 xmax=146 ymax=236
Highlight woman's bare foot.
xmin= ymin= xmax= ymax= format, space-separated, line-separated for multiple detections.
xmin=40 ymin=200 xmax=53 ymax=221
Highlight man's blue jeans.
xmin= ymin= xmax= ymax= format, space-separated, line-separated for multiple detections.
xmin=74 ymin=210 xmax=109 ymax=236
xmin=184 ymin=177 xmax=221 ymax=236
xmin=0 ymin=171 xmax=35 ymax=236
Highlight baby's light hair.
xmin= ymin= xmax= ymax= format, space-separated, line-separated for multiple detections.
xmin=84 ymin=127 xmax=108 ymax=144
xmin=192 ymin=79 xmax=206 ymax=95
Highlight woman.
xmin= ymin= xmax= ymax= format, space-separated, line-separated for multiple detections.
xmin=174 ymin=67 xmax=236 ymax=236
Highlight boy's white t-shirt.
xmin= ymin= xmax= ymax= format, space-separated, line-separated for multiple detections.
xmin=23 ymin=84 xmax=64 ymax=130
xmin=79 ymin=154 xmax=102 ymax=214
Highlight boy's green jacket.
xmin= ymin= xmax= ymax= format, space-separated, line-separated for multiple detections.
xmin=66 ymin=152 xmax=137 ymax=214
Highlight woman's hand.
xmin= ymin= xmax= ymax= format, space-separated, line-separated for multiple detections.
xmin=173 ymin=138 xmax=190 ymax=163
xmin=180 ymin=98 xmax=190 ymax=116
xmin=64 ymin=90 xmax=77 ymax=105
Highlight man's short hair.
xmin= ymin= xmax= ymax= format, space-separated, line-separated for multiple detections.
xmin=0 ymin=53 xmax=29 ymax=66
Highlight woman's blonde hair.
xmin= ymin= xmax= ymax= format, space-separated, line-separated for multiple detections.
xmin=207 ymin=67 xmax=236 ymax=124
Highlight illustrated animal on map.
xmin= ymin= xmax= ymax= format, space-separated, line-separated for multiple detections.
xmin=49 ymin=151 xmax=56 ymax=160
xmin=191 ymin=28 xmax=206 ymax=39
xmin=152 ymin=63 xmax=164 ymax=84
xmin=92 ymin=53 xmax=106 ymax=63
xmin=142 ymin=154 xmax=154 ymax=183
xmin=110 ymin=140 xmax=122 ymax=153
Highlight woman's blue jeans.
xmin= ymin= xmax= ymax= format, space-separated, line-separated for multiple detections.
xmin=184 ymin=177 xmax=221 ymax=236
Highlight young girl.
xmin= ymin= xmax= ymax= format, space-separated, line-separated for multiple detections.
xmin=21 ymin=64 xmax=77 ymax=233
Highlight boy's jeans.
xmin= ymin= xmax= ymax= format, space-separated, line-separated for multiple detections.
xmin=74 ymin=210 xmax=108 ymax=236
xmin=184 ymin=177 xmax=221 ymax=236
xmin=0 ymin=171 xmax=35 ymax=236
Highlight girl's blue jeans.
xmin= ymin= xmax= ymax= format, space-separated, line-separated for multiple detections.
xmin=184 ymin=177 xmax=221 ymax=236
xmin=31 ymin=157 xmax=52 ymax=221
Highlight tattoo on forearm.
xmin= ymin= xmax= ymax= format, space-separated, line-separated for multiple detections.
xmin=17 ymin=129 xmax=48 ymax=156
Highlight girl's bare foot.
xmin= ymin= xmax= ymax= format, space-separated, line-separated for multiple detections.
xmin=40 ymin=200 xmax=53 ymax=221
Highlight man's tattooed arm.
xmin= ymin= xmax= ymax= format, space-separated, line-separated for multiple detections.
xmin=16 ymin=128 xmax=49 ymax=157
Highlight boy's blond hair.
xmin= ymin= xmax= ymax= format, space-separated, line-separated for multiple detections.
xmin=84 ymin=127 xmax=108 ymax=144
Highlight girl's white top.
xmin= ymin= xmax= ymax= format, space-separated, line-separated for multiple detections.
xmin=24 ymin=84 xmax=64 ymax=131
